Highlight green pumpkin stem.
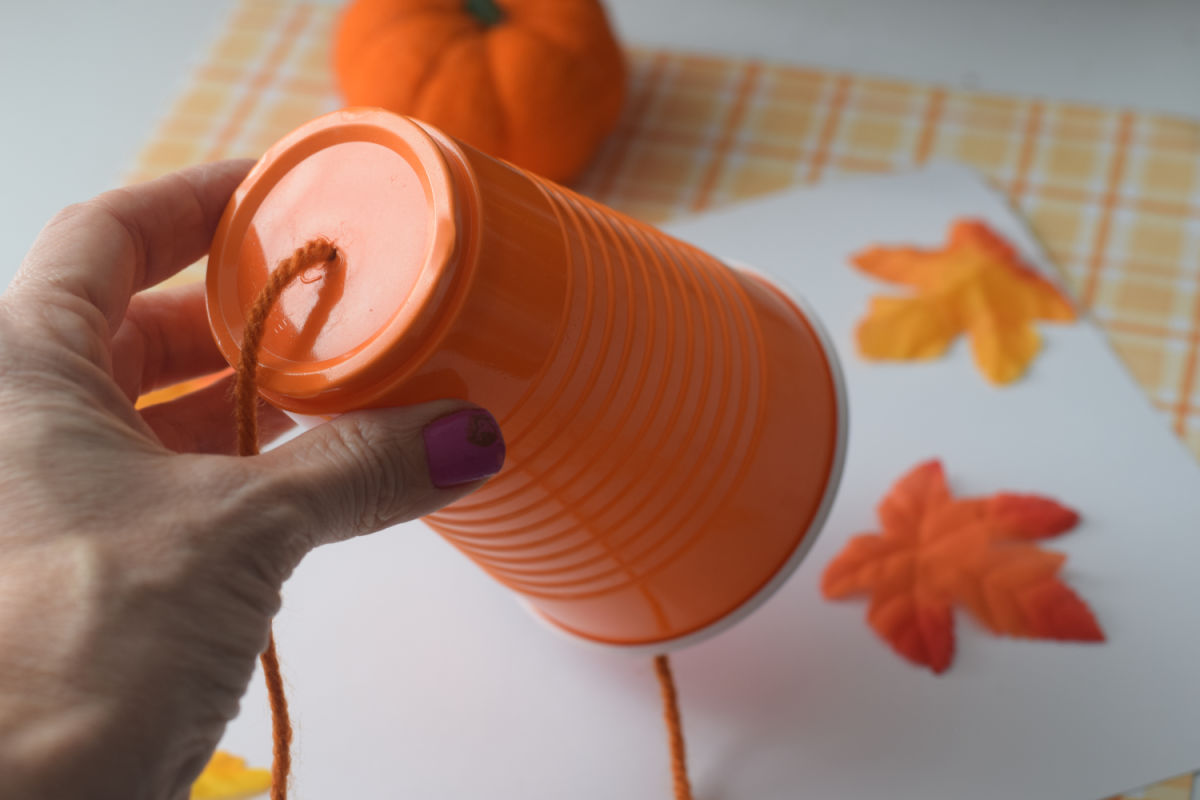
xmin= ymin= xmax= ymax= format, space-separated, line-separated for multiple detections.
xmin=465 ymin=0 xmax=505 ymax=27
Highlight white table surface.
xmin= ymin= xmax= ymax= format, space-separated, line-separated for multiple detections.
xmin=1 ymin=0 xmax=1198 ymax=285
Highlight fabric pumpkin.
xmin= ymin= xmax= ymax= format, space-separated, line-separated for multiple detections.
xmin=333 ymin=0 xmax=627 ymax=183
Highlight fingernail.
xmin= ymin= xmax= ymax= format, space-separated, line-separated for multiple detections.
xmin=423 ymin=409 xmax=506 ymax=489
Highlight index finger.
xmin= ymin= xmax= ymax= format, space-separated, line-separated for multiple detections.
xmin=11 ymin=159 xmax=254 ymax=331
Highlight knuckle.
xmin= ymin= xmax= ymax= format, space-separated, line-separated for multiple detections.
xmin=48 ymin=198 xmax=142 ymax=278
xmin=120 ymin=302 xmax=163 ymax=394
xmin=87 ymin=191 xmax=147 ymax=268
xmin=187 ymin=459 xmax=312 ymax=581
xmin=47 ymin=201 xmax=99 ymax=230
xmin=36 ymin=295 xmax=111 ymax=364
xmin=322 ymin=416 xmax=422 ymax=535
xmin=16 ymin=202 xmax=130 ymax=351
xmin=0 ymin=312 xmax=24 ymax=383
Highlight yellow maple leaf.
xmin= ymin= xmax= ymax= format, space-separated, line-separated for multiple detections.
xmin=190 ymin=751 xmax=271 ymax=800
xmin=853 ymin=219 xmax=1075 ymax=384
xmin=135 ymin=370 xmax=230 ymax=409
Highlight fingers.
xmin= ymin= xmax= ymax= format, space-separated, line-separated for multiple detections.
xmin=255 ymin=403 xmax=506 ymax=548
xmin=111 ymin=282 xmax=229 ymax=402
xmin=141 ymin=373 xmax=295 ymax=455
xmin=12 ymin=159 xmax=253 ymax=334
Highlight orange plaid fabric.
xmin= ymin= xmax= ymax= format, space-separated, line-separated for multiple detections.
xmin=132 ymin=2 xmax=1200 ymax=795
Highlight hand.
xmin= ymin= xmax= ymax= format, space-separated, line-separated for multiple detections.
xmin=0 ymin=161 xmax=505 ymax=800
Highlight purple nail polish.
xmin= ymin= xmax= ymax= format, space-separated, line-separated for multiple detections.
xmin=423 ymin=409 xmax=506 ymax=489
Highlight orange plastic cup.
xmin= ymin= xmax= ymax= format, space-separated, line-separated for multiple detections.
xmin=207 ymin=109 xmax=846 ymax=650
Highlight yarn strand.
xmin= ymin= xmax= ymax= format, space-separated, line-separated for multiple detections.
xmin=235 ymin=239 xmax=339 ymax=460
xmin=653 ymin=654 xmax=694 ymax=800
xmin=259 ymin=634 xmax=291 ymax=800
xmin=234 ymin=239 xmax=339 ymax=800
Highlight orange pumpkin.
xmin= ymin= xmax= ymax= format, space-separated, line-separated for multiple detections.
xmin=333 ymin=0 xmax=627 ymax=183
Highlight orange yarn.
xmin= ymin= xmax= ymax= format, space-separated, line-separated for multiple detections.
xmin=235 ymin=239 xmax=339 ymax=800
xmin=235 ymin=239 xmax=339 ymax=459
xmin=232 ymin=239 xmax=693 ymax=800
xmin=653 ymin=655 xmax=694 ymax=800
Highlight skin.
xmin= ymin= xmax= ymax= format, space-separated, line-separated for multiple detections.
xmin=0 ymin=160 xmax=492 ymax=799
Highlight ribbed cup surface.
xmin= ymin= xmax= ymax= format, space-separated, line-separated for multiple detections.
xmin=420 ymin=141 xmax=842 ymax=646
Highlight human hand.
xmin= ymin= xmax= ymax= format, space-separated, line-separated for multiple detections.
xmin=0 ymin=161 xmax=505 ymax=800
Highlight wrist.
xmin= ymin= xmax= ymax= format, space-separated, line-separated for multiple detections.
xmin=0 ymin=694 xmax=208 ymax=800
xmin=0 ymin=573 xmax=208 ymax=800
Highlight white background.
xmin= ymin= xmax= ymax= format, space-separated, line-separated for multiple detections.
xmin=1 ymin=0 xmax=1198 ymax=285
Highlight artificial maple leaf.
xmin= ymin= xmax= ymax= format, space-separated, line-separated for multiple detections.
xmin=190 ymin=751 xmax=271 ymax=800
xmin=822 ymin=460 xmax=1103 ymax=674
xmin=852 ymin=220 xmax=1076 ymax=384
xmin=136 ymin=370 xmax=230 ymax=409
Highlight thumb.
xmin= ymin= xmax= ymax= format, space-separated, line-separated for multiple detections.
xmin=257 ymin=402 xmax=505 ymax=548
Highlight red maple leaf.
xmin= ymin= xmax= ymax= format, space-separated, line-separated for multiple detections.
xmin=821 ymin=460 xmax=1103 ymax=674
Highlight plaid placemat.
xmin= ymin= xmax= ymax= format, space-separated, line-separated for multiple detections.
xmin=132 ymin=1 xmax=1200 ymax=796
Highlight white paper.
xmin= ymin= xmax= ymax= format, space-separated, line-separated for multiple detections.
xmin=218 ymin=165 xmax=1200 ymax=800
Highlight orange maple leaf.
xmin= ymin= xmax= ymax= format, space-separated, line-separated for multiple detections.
xmin=821 ymin=460 xmax=1103 ymax=674
xmin=853 ymin=220 xmax=1076 ymax=384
